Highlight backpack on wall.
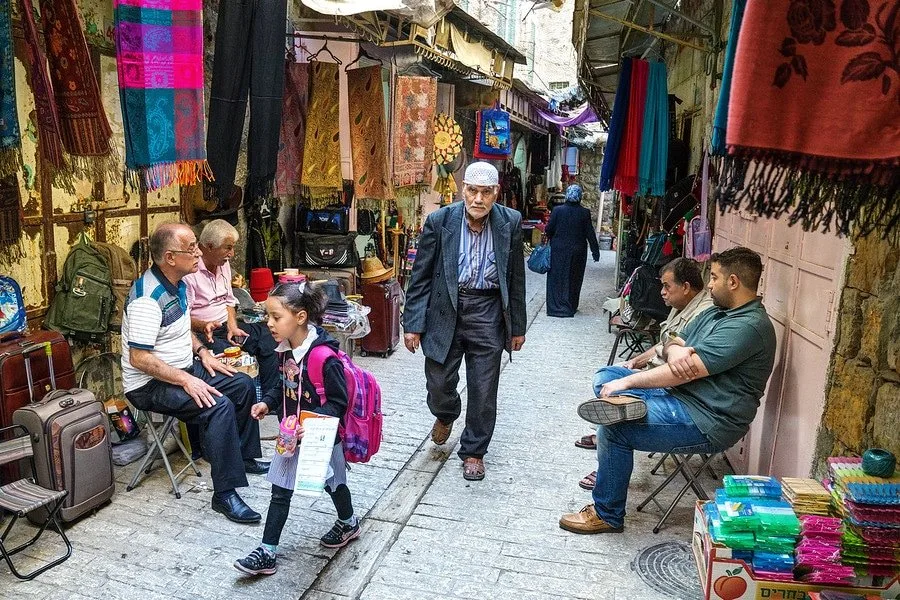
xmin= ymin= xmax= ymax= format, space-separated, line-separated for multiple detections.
xmin=0 ymin=275 xmax=27 ymax=336
xmin=307 ymin=346 xmax=382 ymax=464
xmin=45 ymin=235 xmax=114 ymax=341
xmin=90 ymin=241 xmax=137 ymax=331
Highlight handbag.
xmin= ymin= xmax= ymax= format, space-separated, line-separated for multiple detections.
xmin=685 ymin=153 xmax=712 ymax=261
xmin=527 ymin=243 xmax=551 ymax=274
xmin=298 ymin=206 xmax=350 ymax=235
xmin=297 ymin=232 xmax=360 ymax=268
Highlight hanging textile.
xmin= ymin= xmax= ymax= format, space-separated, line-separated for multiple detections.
xmin=115 ymin=0 xmax=211 ymax=192
xmin=38 ymin=0 xmax=118 ymax=185
xmin=392 ymin=75 xmax=437 ymax=196
xmin=301 ymin=61 xmax=343 ymax=201
xmin=638 ymin=61 xmax=670 ymax=197
xmin=535 ymin=104 xmax=599 ymax=127
xmin=0 ymin=174 xmax=21 ymax=248
xmin=710 ymin=0 xmax=746 ymax=156
xmin=474 ymin=103 xmax=512 ymax=159
xmin=613 ymin=59 xmax=649 ymax=197
xmin=347 ymin=65 xmax=394 ymax=211
xmin=0 ymin=0 xmax=21 ymax=177
xmin=720 ymin=0 xmax=900 ymax=237
xmin=599 ymin=58 xmax=633 ymax=191
xmin=275 ymin=62 xmax=310 ymax=199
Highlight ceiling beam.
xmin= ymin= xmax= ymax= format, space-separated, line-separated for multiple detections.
xmin=643 ymin=0 xmax=714 ymax=35
xmin=589 ymin=8 xmax=708 ymax=52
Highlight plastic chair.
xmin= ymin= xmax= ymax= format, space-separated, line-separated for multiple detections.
xmin=0 ymin=425 xmax=72 ymax=581
xmin=126 ymin=412 xmax=202 ymax=499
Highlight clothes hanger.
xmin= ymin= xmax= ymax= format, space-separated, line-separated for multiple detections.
xmin=397 ymin=60 xmax=441 ymax=80
xmin=344 ymin=46 xmax=383 ymax=71
xmin=309 ymin=40 xmax=342 ymax=65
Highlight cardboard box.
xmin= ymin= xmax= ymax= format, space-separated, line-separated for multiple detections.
xmin=692 ymin=502 xmax=899 ymax=600
xmin=215 ymin=351 xmax=259 ymax=378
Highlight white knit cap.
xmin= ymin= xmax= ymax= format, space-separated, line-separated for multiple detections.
xmin=462 ymin=162 xmax=499 ymax=186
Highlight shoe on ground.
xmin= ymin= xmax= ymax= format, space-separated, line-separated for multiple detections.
xmin=559 ymin=504 xmax=624 ymax=534
xmin=212 ymin=490 xmax=261 ymax=524
xmin=430 ymin=418 xmax=453 ymax=445
xmin=234 ymin=546 xmax=277 ymax=576
xmin=320 ymin=519 xmax=361 ymax=548
xmin=577 ymin=395 xmax=647 ymax=426
xmin=462 ymin=457 xmax=485 ymax=481
xmin=244 ymin=459 xmax=270 ymax=475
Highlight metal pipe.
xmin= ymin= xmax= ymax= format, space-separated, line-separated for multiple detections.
xmin=644 ymin=0 xmax=714 ymax=34
xmin=589 ymin=9 xmax=708 ymax=52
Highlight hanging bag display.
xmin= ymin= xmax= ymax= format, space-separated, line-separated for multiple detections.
xmin=296 ymin=232 xmax=359 ymax=268
xmin=473 ymin=103 xmax=511 ymax=160
xmin=685 ymin=152 xmax=712 ymax=262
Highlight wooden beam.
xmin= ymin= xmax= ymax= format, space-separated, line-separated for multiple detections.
xmin=590 ymin=9 xmax=708 ymax=52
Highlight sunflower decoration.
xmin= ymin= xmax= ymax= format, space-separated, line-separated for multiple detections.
xmin=433 ymin=113 xmax=463 ymax=166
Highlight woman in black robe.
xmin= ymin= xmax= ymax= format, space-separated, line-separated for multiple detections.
xmin=545 ymin=184 xmax=600 ymax=317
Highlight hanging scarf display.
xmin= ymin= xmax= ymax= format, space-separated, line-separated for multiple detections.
xmin=275 ymin=62 xmax=310 ymax=199
xmin=710 ymin=0 xmax=746 ymax=156
xmin=474 ymin=103 xmax=511 ymax=159
xmin=37 ymin=0 xmax=118 ymax=186
xmin=347 ymin=65 xmax=394 ymax=211
xmin=392 ymin=75 xmax=437 ymax=196
xmin=114 ymin=0 xmax=211 ymax=192
xmin=720 ymin=0 xmax=900 ymax=237
xmin=637 ymin=61 xmax=669 ymax=197
xmin=18 ymin=0 xmax=66 ymax=182
xmin=613 ymin=59 xmax=649 ymax=197
xmin=0 ymin=0 xmax=21 ymax=177
xmin=301 ymin=61 xmax=342 ymax=201
xmin=432 ymin=112 xmax=461 ymax=204
xmin=599 ymin=58 xmax=632 ymax=191
xmin=0 ymin=174 xmax=21 ymax=248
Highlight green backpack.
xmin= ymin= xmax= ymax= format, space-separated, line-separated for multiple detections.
xmin=45 ymin=235 xmax=115 ymax=341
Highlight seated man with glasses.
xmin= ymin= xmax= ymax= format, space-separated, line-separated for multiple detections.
xmin=183 ymin=220 xmax=277 ymax=471
xmin=121 ymin=223 xmax=263 ymax=524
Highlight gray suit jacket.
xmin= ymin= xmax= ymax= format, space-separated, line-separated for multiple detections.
xmin=403 ymin=201 xmax=527 ymax=364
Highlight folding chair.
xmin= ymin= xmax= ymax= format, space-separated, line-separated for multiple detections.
xmin=126 ymin=412 xmax=202 ymax=500
xmin=0 ymin=425 xmax=72 ymax=581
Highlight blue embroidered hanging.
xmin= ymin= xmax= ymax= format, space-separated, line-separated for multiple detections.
xmin=473 ymin=103 xmax=511 ymax=160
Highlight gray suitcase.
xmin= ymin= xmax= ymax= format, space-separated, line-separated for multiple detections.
xmin=12 ymin=342 xmax=114 ymax=523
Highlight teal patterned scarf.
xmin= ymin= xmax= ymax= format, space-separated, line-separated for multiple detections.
xmin=0 ymin=0 xmax=21 ymax=177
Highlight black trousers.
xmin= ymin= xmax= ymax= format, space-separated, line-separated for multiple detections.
xmin=126 ymin=362 xmax=260 ymax=492
xmin=262 ymin=483 xmax=353 ymax=546
xmin=206 ymin=0 xmax=287 ymax=204
xmin=425 ymin=293 xmax=505 ymax=460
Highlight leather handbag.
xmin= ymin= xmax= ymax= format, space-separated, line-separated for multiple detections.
xmin=297 ymin=232 xmax=359 ymax=268
xmin=297 ymin=207 xmax=350 ymax=235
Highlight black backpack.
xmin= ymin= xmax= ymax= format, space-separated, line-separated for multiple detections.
xmin=628 ymin=265 xmax=669 ymax=323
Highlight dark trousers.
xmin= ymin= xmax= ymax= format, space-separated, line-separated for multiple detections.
xmin=262 ymin=483 xmax=354 ymax=546
xmin=207 ymin=321 xmax=279 ymax=392
xmin=207 ymin=0 xmax=287 ymax=204
xmin=125 ymin=362 xmax=260 ymax=492
xmin=425 ymin=293 xmax=505 ymax=460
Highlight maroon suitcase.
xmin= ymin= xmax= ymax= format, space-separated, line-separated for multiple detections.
xmin=361 ymin=280 xmax=401 ymax=357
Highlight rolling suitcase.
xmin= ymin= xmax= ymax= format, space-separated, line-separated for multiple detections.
xmin=360 ymin=280 xmax=401 ymax=357
xmin=13 ymin=341 xmax=114 ymax=523
xmin=0 ymin=331 xmax=76 ymax=428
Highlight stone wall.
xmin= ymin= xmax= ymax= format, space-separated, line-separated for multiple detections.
xmin=815 ymin=234 xmax=900 ymax=476
xmin=575 ymin=147 xmax=602 ymax=230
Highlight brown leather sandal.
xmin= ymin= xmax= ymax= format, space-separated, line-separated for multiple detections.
xmin=574 ymin=434 xmax=597 ymax=450
xmin=463 ymin=458 xmax=485 ymax=481
xmin=578 ymin=470 xmax=597 ymax=490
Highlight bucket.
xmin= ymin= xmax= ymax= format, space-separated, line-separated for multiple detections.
xmin=598 ymin=235 xmax=613 ymax=251
xmin=249 ymin=268 xmax=274 ymax=302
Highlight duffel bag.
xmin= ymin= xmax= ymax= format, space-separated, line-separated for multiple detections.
xmin=297 ymin=232 xmax=359 ymax=268
xmin=298 ymin=206 xmax=350 ymax=235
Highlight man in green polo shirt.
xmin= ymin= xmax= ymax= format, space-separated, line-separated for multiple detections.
xmin=559 ymin=246 xmax=776 ymax=535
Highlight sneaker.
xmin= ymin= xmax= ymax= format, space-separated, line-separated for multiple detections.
xmin=320 ymin=519 xmax=361 ymax=548
xmin=234 ymin=547 xmax=277 ymax=576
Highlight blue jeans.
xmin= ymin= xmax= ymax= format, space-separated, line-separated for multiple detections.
xmin=590 ymin=366 xmax=715 ymax=528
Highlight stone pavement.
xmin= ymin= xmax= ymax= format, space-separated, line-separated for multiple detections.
xmin=1 ymin=253 xmax=718 ymax=599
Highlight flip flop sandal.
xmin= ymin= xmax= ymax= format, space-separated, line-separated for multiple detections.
xmin=578 ymin=471 xmax=597 ymax=491
xmin=577 ymin=395 xmax=648 ymax=426
xmin=574 ymin=434 xmax=597 ymax=450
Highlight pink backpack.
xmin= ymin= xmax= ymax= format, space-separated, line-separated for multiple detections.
xmin=307 ymin=346 xmax=383 ymax=463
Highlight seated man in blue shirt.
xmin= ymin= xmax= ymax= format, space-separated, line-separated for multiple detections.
xmin=559 ymin=247 xmax=776 ymax=534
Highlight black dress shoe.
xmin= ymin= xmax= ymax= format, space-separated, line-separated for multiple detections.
xmin=212 ymin=491 xmax=261 ymax=524
xmin=244 ymin=459 xmax=270 ymax=475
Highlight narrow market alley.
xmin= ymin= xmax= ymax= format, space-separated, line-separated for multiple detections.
xmin=1 ymin=253 xmax=712 ymax=600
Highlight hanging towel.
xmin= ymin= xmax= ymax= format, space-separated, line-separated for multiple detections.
xmin=710 ymin=0 xmax=746 ymax=156
xmin=599 ymin=57 xmax=633 ymax=192
xmin=392 ymin=75 xmax=437 ymax=196
xmin=0 ymin=0 xmax=21 ymax=177
xmin=275 ymin=62 xmax=310 ymax=198
xmin=115 ymin=0 xmax=211 ymax=192
xmin=613 ymin=59 xmax=649 ymax=197
xmin=638 ymin=61 xmax=670 ymax=197
xmin=720 ymin=0 xmax=900 ymax=238
xmin=347 ymin=65 xmax=394 ymax=210
xmin=301 ymin=61 xmax=342 ymax=200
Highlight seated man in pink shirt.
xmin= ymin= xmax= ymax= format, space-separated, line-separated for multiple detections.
xmin=183 ymin=220 xmax=278 ymax=468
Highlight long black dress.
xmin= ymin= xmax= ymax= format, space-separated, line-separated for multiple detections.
xmin=545 ymin=201 xmax=600 ymax=317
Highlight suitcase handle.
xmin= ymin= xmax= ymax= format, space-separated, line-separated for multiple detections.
xmin=39 ymin=389 xmax=77 ymax=408
xmin=23 ymin=342 xmax=58 ymax=404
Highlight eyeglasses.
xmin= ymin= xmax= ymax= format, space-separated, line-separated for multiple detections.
xmin=168 ymin=243 xmax=200 ymax=256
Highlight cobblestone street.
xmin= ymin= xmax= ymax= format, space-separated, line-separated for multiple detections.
xmin=2 ymin=254 xmax=715 ymax=599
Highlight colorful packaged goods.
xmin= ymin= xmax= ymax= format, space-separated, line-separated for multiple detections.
xmin=724 ymin=475 xmax=782 ymax=499
xmin=783 ymin=477 xmax=833 ymax=516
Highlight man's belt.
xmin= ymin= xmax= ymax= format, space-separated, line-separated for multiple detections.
xmin=458 ymin=287 xmax=500 ymax=297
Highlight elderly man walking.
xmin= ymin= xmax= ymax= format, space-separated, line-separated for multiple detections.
xmin=122 ymin=223 xmax=262 ymax=523
xmin=183 ymin=219 xmax=279 ymax=397
xmin=403 ymin=162 xmax=527 ymax=481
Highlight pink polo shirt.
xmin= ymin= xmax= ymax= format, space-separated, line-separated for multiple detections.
xmin=182 ymin=257 xmax=237 ymax=324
